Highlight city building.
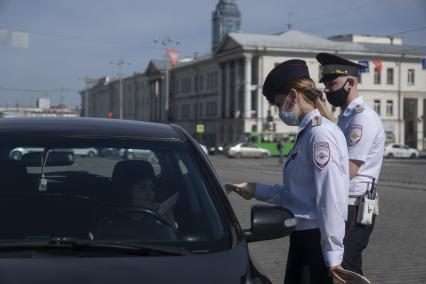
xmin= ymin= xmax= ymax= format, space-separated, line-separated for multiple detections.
xmin=211 ymin=0 xmax=242 ymax=52
xmin=80 ymin=0 xmax=426 ymax=150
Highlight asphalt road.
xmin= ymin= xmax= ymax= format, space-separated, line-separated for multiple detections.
xmin=209 ymin=155 xmax=426 ymax=284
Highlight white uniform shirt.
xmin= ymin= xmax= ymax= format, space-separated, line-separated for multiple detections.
xmin=255 ymin=109 xmax=349 ymax=268
xmin=338 ymin=96 xmax=385 ymax=197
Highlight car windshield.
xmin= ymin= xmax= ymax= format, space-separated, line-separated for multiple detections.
xmin=0 ymin=136 xmax=230 ymax=252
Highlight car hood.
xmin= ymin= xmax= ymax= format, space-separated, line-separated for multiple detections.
xmin=0 ymin=243 xmax=262 ymax=284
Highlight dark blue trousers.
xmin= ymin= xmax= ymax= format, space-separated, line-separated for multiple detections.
xmin=342 ymin=204 xmax=376 ymax=275
xmin=284 ymin=229 xmax=333 ymax=284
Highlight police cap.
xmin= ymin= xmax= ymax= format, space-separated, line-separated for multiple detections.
xmin=263 ymin=59 xmax=310 ymax=101
xmin=316 ymin=53 xmax=366 ymax=83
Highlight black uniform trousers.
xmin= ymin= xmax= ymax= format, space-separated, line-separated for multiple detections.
xmin=342 ymin=204 xmax=376 ymax=275
xmin=284 ymin=228 xmax=333 ymax=284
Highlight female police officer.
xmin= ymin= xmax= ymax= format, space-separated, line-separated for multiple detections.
xmin=225 ymin=59 xmax=350 ymax=284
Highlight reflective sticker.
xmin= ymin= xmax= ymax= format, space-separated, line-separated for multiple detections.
xmin=349 ymin=124 xmax=363 ymax=146
xmin=313 ymin=142 xmax=330 ymax=169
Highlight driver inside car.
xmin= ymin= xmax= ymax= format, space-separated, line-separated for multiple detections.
xmin=93 ymin=160 xmax=177 ymax=241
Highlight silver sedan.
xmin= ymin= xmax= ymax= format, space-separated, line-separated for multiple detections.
xmin=227 ymin=143 xmax=271 ymax=158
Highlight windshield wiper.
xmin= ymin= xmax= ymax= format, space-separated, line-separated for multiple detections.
xmin=0 ymin=238 xmax=190 ymax=256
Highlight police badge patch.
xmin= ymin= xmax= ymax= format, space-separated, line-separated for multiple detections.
xmin=349 ymin=124 xmax=363 ymax=146
xmin=313 ymin=142 xmax=330 ymax=169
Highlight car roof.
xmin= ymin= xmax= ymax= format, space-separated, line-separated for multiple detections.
xmin=0 ymin=117 xmax=182 ymax=140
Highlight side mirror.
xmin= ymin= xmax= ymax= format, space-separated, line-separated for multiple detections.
xmin=243 ymin=205 xmax=296 ymax=243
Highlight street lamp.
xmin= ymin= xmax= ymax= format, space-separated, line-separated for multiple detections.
xmin=109 ymin=59 xmax=130 ymax=119
xmin=153 ymin=36 xmax=180 ymax=122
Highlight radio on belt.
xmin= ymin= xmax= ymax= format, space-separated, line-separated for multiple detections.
xmin=357 ymin=177 xmax=379 ymax=225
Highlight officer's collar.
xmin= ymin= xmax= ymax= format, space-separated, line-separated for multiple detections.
xmin=299 ymin=109 xmax=320 ymax=132
xmin=341 ymin=96 xmax=364 ymax=117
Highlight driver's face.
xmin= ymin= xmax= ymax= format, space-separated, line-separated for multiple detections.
xmin=131 ymin=178 xmax=155 ymax=208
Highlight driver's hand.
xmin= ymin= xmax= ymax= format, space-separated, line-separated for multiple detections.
xmin=224 ymin=182 xmax=256 ymax=200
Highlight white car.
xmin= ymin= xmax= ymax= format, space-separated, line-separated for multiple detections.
xmin=384 ymin=143 xmax=419 ymax=159
xmin=73 ymin=148 xmax=98 ymax=157
xmin=9 ymin=147 xmax=44 ymax=160
xmin=227 ymin=143 xmax=271 ymax=158
xmin=199 ymin=144 xmax=208 ymax=155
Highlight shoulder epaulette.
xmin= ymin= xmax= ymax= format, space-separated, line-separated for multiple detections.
xmin=355 ymin=104 xmax=365 ymax=113
xmin=312 ymin=115 xmax=322 ymax=127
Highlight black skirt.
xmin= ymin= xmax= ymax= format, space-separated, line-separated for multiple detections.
xmin=284 ymin=228 xmax=333 ymax=284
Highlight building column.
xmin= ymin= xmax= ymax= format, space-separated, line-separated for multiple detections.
xmin=244 ymin=54 xmax=252 ymax=118
xmin=417 ymin=98 xmax=424 ymax=150
xmin=225 ymin=62 xmax=231 ymax=118
xmin=234 ymin=59 xmax=240 ymax=118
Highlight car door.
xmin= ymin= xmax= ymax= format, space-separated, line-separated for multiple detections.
xmin=248 ymin=144 xmax=260 ymax=157
xmin=402 ymin=145 xmax=410 ymax=158
xmin=239 ymin=143 xmax=249 ymax=157
xmin=392 ymin=144 xmax=402 ymax=157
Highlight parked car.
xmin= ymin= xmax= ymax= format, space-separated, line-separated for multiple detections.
xmin=227 ymin=143 xmax=271 ymax=158
xmin=0 ymin=117 xmax=295 ymax=284
xmin=73 ymin=148 xmax=98 ymax=157
xmin=199 ymin=144 xmax=208 ymax=155
xmin=9 ymin=147 xmax=43 ymax=160
xmin=384 ymin=143 xmax=419 ymax=159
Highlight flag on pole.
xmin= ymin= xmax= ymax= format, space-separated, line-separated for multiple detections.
xmin=372 ymin=60 xmax=382 ymax=74
xmin=166 ymin=49 xmax=180 ymax=68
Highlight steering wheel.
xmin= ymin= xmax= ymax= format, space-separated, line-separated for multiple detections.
xmin=93 ymin=207 xmax=175 ymax=237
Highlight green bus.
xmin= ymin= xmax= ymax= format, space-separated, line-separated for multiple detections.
xmin=242 ymin=132 xmax=297 ymax=157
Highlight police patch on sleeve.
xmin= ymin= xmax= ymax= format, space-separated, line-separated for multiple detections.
xmin=349 ymin=124 xmax=363 ymax=146
xmin=313 ymin=142 xmax=330 ymax=169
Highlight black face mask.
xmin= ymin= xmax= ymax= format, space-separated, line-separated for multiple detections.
xmin=325 ymin=79 xmax=350 ymax=107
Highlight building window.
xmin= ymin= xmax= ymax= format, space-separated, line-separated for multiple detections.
xmin=200 ymin=75 xmax=204 ymax=90
xmin=175 ymin=79 xmax=179 ymax=93
xmin=181 ymin=104 xmax=191 ymax=119
xmin=374 ymin=67 xmax=381 ymax=84
xmin=408 ymin=69 xmax=415 ymax=85
xmin=387 ymin=68 xmax=394 ymax=85
xmin=386 ymin=100 xmax=393 ymax=116
xmin=199 ymin=102 xmax=203 ymax=117
xmin=374 ymin=99 xmax=381 ymax=114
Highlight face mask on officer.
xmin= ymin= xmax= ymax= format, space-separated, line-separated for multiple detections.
xmin=278 ymin=91 xmax=299 ymax=126
xmin=325 ymin=78 xmax=350 ymax=108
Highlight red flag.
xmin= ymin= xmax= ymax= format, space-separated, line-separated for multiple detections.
xmin=372 ymin=60 xmax=382 ymax=74
xmin=166 ymin=49 xmax=180 ymax=68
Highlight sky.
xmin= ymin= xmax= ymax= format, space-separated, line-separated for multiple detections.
xmin=0 ymin=0 xmax=425 ymax=108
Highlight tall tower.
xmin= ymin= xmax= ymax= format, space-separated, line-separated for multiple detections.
xmin=212 ymin=0 xmax=241 ymax=52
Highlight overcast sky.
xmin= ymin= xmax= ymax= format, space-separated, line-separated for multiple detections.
xmin=0 ymin=0 xmax=425 ymax=108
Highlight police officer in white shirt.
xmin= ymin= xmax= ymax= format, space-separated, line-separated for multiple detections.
xmin=316 ymin=53 xmax=385 ymax=275
xmin=225 ymin=59 xmax=350 ymax=284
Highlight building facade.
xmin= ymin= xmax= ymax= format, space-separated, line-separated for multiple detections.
xmin=81 ymin=30 xmax=426 ymax=150
xmin=167 ymin=30 xmax=426 ymax=149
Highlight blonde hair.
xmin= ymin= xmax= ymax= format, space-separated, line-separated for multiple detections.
xmin=280 ymin=78 xmax=335 ymax=122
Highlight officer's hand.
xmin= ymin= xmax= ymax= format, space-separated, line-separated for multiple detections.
xmin=329 ymin=266 xmax=347 ymax=284
xmin=329 ymin=265 xmax=370 ymax=284
xmin=224 ymin=182 xmax=256 ymax=200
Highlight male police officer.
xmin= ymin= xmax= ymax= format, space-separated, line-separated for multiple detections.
xmin=316 ymin=53 xmax=385 ymax=275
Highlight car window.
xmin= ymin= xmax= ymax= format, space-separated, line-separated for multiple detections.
xmin=0 ymin=138 xmax=230 ymax=252
xmin=392 ymin=145 xmax=401 ymax=149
